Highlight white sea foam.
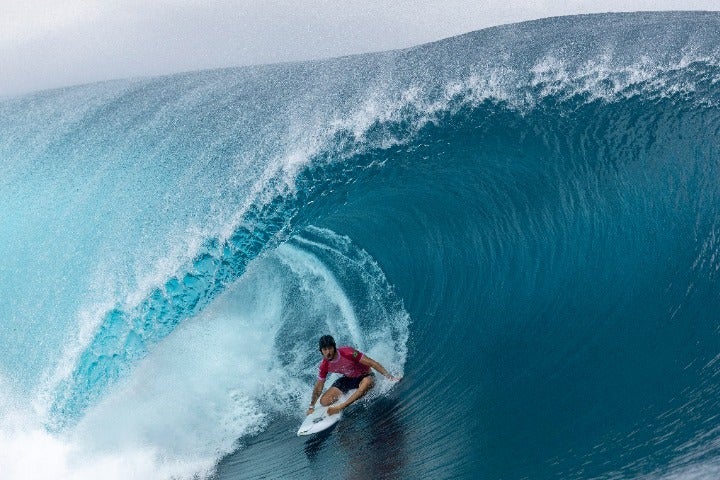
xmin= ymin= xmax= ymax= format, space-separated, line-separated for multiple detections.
xmin=6 ymin=226 xmax=408 ymax=480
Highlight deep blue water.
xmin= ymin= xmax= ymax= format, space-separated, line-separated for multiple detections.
xmin=1 ymin=11 xmax=720 ymax=480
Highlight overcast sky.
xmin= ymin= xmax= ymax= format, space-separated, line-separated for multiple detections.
xmin=1 ymin=0 xmax=718 ymax=96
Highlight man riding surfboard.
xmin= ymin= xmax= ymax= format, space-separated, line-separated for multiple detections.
xmin=307 ymin=335 xmax=401 ymax=416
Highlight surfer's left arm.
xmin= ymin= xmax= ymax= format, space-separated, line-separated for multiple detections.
xmin=360 ymin=355 xmax=401 ymax=382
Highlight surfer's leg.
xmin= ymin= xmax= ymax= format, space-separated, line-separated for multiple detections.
xmin=344 ymin=375 xmax=375 ymax=406
xmin=319 ymin=387 xmax=343 ymax=406
xmin=327 ymin=375 xmax=375 ymax=414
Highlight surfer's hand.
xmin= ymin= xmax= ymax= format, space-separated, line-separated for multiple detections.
xmin=327 ymin=405 xmax=342 ymax=416
xmin=306 ymin=406 xmax=315 ymax=416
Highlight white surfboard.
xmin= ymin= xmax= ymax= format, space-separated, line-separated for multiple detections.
xmin=297 ymin=389 xmax=358 ymax=436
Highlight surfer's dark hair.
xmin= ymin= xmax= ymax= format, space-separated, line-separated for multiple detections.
xmin=319 ymin=335 xmax=336 ymax=351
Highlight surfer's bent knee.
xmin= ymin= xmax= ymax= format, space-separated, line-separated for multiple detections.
xmin=360 ymin=375 xmax=375 ymax=392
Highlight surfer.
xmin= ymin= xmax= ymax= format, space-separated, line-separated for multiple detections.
xmin=306 ymin=335 xmax=401 ymax=416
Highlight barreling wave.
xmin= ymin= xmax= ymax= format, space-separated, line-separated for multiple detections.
xmin=1 ymin=10 xmax=720 ymax=480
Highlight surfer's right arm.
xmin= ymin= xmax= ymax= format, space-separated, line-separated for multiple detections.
xmin=307 ymin=379 xmax=325 ymax=415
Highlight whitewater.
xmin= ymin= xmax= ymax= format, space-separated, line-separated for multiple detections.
xmin=1 ymin=11 xmax=720 ymax=479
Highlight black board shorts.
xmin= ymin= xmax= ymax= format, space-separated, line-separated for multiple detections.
xmin=331 ymin=373 xmax=373 ymax=393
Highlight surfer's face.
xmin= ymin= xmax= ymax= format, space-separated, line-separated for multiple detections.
xmin=320 ymin=346 xmax=336 ymax=360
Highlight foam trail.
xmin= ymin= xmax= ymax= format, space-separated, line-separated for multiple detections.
xmin=2 ymin=227 xmax=408 ymax=480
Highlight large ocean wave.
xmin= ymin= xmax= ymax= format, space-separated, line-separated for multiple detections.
xmin=1 ymin=11 xmax=720 ymax=480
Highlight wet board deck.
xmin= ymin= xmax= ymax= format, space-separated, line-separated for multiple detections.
xmin=297 ymin=389 xmax=358 ymax=436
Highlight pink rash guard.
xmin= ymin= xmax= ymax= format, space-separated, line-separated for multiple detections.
xmin=318 ymin=346 xmax=371 ymax=380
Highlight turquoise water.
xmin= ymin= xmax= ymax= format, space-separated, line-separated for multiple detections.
xmin=1 ymin=11 xmax=720 ymax=480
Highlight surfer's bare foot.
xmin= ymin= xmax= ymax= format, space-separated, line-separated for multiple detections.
xmin=327 ymin=405 xmax=343 ymax=415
